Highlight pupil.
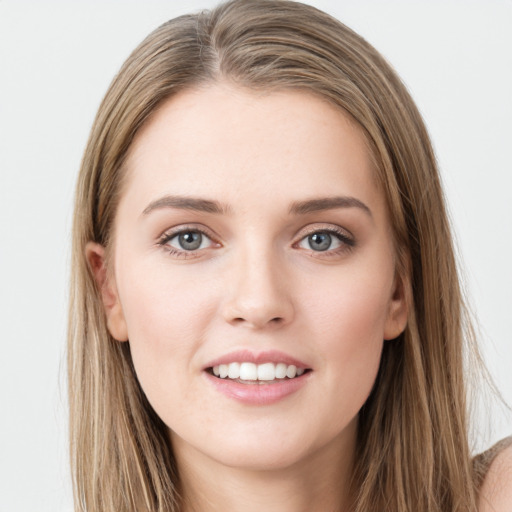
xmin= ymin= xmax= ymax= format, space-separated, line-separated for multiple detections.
xmin=309 ymin=232 xmax=331 ymax=251
xmin=179 ymin=231 xmax=202 ymax=250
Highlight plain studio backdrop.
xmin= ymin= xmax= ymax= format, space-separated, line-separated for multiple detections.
xmin=1 ymin=1 xmax=511 ymax=510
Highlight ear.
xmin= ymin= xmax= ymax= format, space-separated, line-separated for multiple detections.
xmin=85 ymin=242 xmax=128 ymax=342
xmin=383 ymin=272 xmax=409 ymax=341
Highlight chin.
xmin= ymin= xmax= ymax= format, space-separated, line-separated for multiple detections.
xmin=171 ymin=421 xmax=343 ymax=474
xmin=211 ymin=443 xmax=310 ymax=472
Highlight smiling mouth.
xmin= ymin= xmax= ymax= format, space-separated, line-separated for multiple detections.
xmin=207 ymin=362 xmax=311 ymax=383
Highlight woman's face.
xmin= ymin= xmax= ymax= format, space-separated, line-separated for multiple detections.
xmin=92 ymin=84 xmax=407 ymax=472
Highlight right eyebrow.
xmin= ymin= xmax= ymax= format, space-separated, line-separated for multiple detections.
xmin=141 ymin=195 xmax=231 ymax=216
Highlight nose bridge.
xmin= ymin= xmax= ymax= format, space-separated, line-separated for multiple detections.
xmin=223 ymin=236 xmax=293 ymax=329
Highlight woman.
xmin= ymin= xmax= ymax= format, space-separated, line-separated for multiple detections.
xmin=68 ymin=1 xmax=511 ymax=510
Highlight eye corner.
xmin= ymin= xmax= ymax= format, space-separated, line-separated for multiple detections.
xmin=156 ymin=224 xmax=221 ymax=259
xmin=294 ymin=225 xmax=356 ymax=257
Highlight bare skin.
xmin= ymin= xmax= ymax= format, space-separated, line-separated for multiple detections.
xmin=88 ymin=83 xmax=409 ymax=511
xmin=479 ymin=444 xmax=512 ymax=512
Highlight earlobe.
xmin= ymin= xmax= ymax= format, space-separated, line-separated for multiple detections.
xmin=85 ymin=242 xmax=129 ymax=342
xmin=383 ymin=273 xmax=409 ymax=341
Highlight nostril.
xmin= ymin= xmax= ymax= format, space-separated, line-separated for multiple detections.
xmin=229 ymin=316 xmax=285 ymax=328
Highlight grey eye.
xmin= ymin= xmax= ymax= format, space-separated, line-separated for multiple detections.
xmin=177 ymin=231 xmax=203 ymax=250
xmin=160 ymin=228 xmax=217 ymax=255
xmin=307 ymin=232 xmax=332 ymax=251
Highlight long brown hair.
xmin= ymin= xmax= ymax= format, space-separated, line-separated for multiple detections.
xmin=69 ymin=1 xmax=480 ymax=510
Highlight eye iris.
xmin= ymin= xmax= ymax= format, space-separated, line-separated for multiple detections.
xmin=178 ymin=231 xmax=202 ymax=250
xmin=308 ymin=232 xmax=331 ymax=251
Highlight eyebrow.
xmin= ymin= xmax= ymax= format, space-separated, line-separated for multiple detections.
xmin=141 ymin=194 xmax=371 ymax=218
xmin=289 ymin=196 xmax=372 ymax=217
xmin=142 ymin=195 xmax=231 ymax=216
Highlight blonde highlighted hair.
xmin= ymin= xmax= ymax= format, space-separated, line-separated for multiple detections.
xmin=69 ymin=1 xmax=480 ymax=510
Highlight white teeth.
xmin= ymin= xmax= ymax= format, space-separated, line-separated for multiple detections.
xmin=228 ymin=362 xmax=240 ymax=379
xmin=239 ymin=362 xmax=258 ymax=380
xmin=257 ymin=362 xmax=275 ymax=381
xmin=212 ymin=362 xmax=307 ymax=381
xmin=286 ymin=365 xmax=297 ymax=379
xmin=219 ymin=364 xmax=229 ymax=378
xmin=275 ymin=363 xmax=287 ymax=379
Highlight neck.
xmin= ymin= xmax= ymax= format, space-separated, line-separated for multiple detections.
xmin=173 ymin=421 xmax=357 ymax=512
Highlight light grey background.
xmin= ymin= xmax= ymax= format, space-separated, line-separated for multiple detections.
xmin=1 ymin=1 xmax=511 ymax=510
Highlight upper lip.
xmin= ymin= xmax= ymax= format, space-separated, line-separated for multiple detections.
xmin=203 ymin=349 xmax=311 ymax=370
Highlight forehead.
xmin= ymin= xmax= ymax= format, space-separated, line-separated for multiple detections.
xmin=121 ymin=83 xmax=383 ymax=215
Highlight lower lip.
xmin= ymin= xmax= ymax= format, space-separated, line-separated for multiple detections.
xmin=204 ymin=371 xmax=311 ymax=405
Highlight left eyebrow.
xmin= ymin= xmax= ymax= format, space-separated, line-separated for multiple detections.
xmin=289 ymin=196 xmax=372 ymax=217
xmin=141 ymin=195 xmax=231 ymax=216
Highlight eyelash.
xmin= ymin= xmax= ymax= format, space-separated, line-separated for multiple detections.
xmin=156 ymin=225 xmax=356 ymax=259
xmin=294 ymin=226 xmax=355 ymax=258
xmin=157 ymin=225 xmax=219 ymax=259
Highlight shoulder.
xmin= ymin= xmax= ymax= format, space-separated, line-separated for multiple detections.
xmin=478 ymin=437 xmax=512 ymax=512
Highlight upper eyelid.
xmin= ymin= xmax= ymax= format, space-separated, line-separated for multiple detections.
xmin=294 ymin=223 xmax=354 ymax=240
xmin=292 ymin=225 xmax=356 ymax=254
xmin=157 ymin=227 xmax=219 ymax=258
xmin=157 ymin=224 xmax=218 ymax=242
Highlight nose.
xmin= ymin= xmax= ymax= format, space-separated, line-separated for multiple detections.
xmin=221 ymin=247 xmax=294 ymax=330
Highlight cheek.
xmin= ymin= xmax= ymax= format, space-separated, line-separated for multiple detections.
xmin=301 ymin=267 xmax=391 ymax=415
xmin=305 ymin=263 xmax=392 ymax=350
xmin=119 ymin=259 xmax=218 ymax=338
xmin=115 ymin=261 xmax=219 ymax=402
